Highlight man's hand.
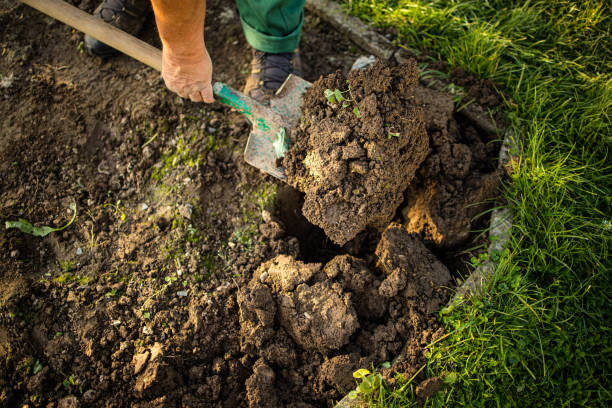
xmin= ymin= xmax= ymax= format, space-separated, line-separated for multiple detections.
xmin=151 ymin=0 xmax=213 ymax=103
xmin=161 ymin=46 xmax=214 ymax=103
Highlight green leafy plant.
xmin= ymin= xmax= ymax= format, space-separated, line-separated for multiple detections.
xmin=5 ymin=203 xmax=77 ymax=237
xmin=62 ymin=374 xmax=78 ymax=391
xmin=324 ymin=88 xmax=344 ymax=104
xmin=32 ymin=359 xmax=43 ymax=375
xmin=59 ymin=260 xmax=75 ymax=273
xmin=164 ymin=275 xmax=178 ymax=284
xmin=104 ymin=200 xmax=126 ymax=224
xmin=348 ymin=368 xmax=383 ymax=400
xmin=232 ymin=225 xmax=257 ymax=248
xmin=324 ymin=87 xmax=361 ymax=118
xmin=253 ymin=184 xmax=277 ymax=212
xmin=105 ymin=289 xmax=120 ymax=298
xmin=186 ymin=223 xmax=200 ymax=243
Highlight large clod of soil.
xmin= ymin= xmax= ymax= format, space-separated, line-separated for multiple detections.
xmin=239 ymin=255 xmax=359 ymax=355
xmin=401 ymin=86 xmax=503 ymax=248
xmin=237 ymin=224 xmax=452 ymax=405
xmin=284 ymin=59 xmax=429 ymax=245
xmin=376 ymin=223 xmax=451 ymax=306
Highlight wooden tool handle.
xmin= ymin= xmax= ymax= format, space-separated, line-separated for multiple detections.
xmin=20 ymin=0 xmax=162 ymax=72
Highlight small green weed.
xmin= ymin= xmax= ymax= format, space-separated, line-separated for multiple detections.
xmin=253 ymin=184 xmax=277 ymax=212
xmin=349 ymin=367 xmax=384 ymax=401
xmin=59 ymin=260 xmax=75 ymax=273
xmin=5 ymin=203 xmax=77 ymax=237
xmin=186 ymin=223 xmax=200 ymax=243
xmin=21 ymin=357 xmax=34 ymax=374
xmin=32 ymin=359 xmax=43 ymax=375
xmin=104 ymin=200 xmax=126 ymax=224
xmin=324 ymin=87 xmax=361 ymax=118
xmin=231 ymin=225 xmax=257 ymax=248
xmin=55 ymin=273 xmax=90 ymax=286
xmin=201 ymin=253 xmax=217 ymax=274
xmin=105 ymin=289 xmax=120 ymax=298
xmin=62 ymin=374 xmax=78 ymax=391
xmin=151 ymin=134 xmax=204 ymax=182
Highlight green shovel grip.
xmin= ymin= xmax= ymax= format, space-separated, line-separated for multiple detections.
xmin=212 ymin=81 xmax=256 ymax=121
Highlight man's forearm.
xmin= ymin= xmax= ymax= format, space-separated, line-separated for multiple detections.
xmin=151 ymin=0 xmax=214 ymax=103
xmin=151 ymin=0 xmax=207 ymax=57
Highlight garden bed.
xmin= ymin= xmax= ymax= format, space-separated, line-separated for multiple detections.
xmin=0 ymin=1 xmax=505 ymax=406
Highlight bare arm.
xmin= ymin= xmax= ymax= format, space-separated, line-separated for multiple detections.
xmin=151 ymin=0 xmax=214 ymax=103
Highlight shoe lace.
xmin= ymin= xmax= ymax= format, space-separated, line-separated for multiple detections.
xmin=254 ymin=51 xmax=295 ymax=90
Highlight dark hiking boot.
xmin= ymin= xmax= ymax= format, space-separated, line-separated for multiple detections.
xmin=243 ymin=49 xmax=302 ymax=104
xmin=84 ymin=0 xmax=151 ymax=57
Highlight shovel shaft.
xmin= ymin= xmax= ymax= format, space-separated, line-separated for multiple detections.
xmin=213 ymin=82 xmax=280 ymax=127
xmin=20 ymin=0 xmax=162 ymax=71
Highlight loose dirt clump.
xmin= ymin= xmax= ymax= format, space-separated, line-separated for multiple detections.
xmin=237 ymin=223 xmax=451 ymax=405
xmin=401 ymin=86 xmax=503 ymax=248
xmin=284 ymin=59 xmax=429 ymax=245
xmin=239 ymin=255 xmax=359 ymax=355
xmin=376 ymin=223 xmax=451 ymax=305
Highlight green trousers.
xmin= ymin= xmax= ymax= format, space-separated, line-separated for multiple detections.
xmin=235 ymin=0 xmax=305 ymax=53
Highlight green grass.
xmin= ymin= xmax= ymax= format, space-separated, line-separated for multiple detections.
xmin=339 ymin=0 xmax=611 ymax=406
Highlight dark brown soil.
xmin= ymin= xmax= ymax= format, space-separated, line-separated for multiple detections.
xmin=284 ymin=60 xmax=502 ymax=249
xmin=284 ymin=60 xmax=429 ymax=245
xmin=237 ymin=224 xmax=451 ymax=405
xmin=0 ymin=0 xmax=503 ymax=407
xmin=402 ymin=86 xmax=503 ymax=248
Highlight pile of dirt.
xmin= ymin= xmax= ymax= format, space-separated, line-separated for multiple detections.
xmin=237 ymin=223 xmax=451 ymax=406
xmin=284 ymin=59 xmax=429 ymax=245
xmin=285 ymin=58 xmax=502 ymax=250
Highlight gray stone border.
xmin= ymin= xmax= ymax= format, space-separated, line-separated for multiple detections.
xmin=304 ymin=2 xmax=518 ymax=406
xmin=451 ymin=129 xmax=515 ymax=302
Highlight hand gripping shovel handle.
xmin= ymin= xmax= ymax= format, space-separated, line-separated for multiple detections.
xmin=19 ymin=0 xmax=262 ymax=119
xmin=20 ymin=0 xmax=293 ymax=181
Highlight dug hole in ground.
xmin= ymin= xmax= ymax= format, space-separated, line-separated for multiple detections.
xmin=0 ymin=1 xmax=506 ymax=406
